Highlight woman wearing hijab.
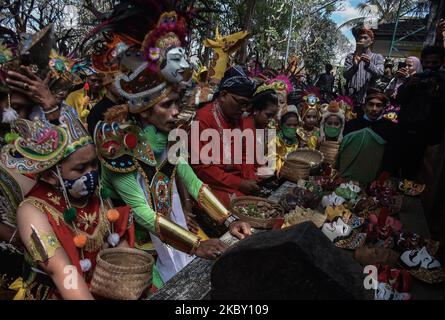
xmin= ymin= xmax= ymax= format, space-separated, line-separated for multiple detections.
xmin=385 ymin=56 xmax=422 ymax=100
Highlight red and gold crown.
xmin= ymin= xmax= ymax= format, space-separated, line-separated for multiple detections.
xmin=141 ymin=11 xmax=187 ymax=73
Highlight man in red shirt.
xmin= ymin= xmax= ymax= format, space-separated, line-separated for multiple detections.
xmin=191 ymin=66 xmax=258 ymax=207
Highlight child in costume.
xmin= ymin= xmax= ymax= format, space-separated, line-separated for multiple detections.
xmin=1 ymin=109 xmax=134 ymax=300
xmin=297 ymin=93 xmax=321 ymax=149
xmin=318 ymin=101 xmax=345 ymax=144
xmin=269 ymin=105 xmax=300 ymax=174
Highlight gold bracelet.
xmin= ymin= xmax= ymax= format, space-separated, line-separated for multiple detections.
xmin=189 ymin=238 xmax=201 ymax=256
xmin=198 ymin=184 xmax=230 ymax=225
xmin=156 ymin=214 xmax=200 ymax=254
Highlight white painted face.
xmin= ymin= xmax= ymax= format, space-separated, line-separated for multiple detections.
xmin=161 ymin=47 xmax=190 ymax=84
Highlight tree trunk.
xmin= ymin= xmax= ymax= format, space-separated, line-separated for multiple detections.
xmin=237 ymin=0 xmax=256 ymax=64
xmin=424 ymin=0 xmax=445 ymax=46
xmin=203 ymin=25 xmax=213 ymax=67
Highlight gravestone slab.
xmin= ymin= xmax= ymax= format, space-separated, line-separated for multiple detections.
xmin=211 ymin=221 xmax=373 ymax=300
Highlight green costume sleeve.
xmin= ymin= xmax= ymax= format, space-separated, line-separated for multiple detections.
xmin=101 ymin=164 xmax=201 ymax=253
xmin=176 ymin=157 xmax=203 ymax=200
xmin=176 ymin=157 xmax=230 ymax=225
xmin=101 ymin=165 xmax=156 ymax=234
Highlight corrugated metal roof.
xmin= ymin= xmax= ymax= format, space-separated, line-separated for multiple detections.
xmin=374 ymin=18 xmax=428 ymax=42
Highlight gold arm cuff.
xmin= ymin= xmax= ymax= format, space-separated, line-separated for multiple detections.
xmin=198 ymin=185 xmax=230 ymax=225
xmin=156 ymin=214 xmax=200 ymax=254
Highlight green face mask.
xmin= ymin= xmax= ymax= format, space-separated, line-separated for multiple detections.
xmin=281 ymin=125 xmax=297 ymax=143
xmin=325 ymin=125 xmax=341 ymax=138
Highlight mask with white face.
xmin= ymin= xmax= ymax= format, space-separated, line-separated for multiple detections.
xmin=160 ymin=47 xmax=190 ymax=84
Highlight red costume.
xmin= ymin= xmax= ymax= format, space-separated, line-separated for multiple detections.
xmin=192 ymin=102 xmax=245 ymax=207
xmin=240 ymin=115 xmax=261 ymax=181
xmin=25 ymin=182 xmax=135 ymax=277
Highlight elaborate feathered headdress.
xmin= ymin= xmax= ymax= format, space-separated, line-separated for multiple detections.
xmin=335 ymin=95 xmax=356 ymax=121
xmin=81 ymin=1 xmax=217 ymax=114
xmin=268 ymin=75 xmax=292 ymax=95
xmin=141 ymin=11 xmax=187 ymax=72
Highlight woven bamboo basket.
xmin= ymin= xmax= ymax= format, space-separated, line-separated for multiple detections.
xmin=319 ymin=141 xmax=340 ymax=165
xmin=286 ymin=148 xmax=324 ymax=168
xmin=90 ymin=247 xmax=154 ymax=300
xmin=231 ymin=196 xmax=284 ymax=229
xmin=280 ymin=159 xmax=311 ymax=182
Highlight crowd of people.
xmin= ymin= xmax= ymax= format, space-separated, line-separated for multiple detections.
xmin=0 ymin=1 xmax=444 ymax=300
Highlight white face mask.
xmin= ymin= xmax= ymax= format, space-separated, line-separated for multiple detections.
xmin=322 ymin=218 xmax=352 ymax=242
xmin=161 ymin=47 xmax=190 ymax=84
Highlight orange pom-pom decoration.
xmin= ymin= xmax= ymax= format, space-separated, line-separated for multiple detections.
xmin=107 ymin=209 xmax=120 ymax=223
xmin=73 ymin=234 xmax=87 ymax=248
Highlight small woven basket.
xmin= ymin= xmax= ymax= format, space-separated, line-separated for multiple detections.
xmin=280 ymin=159 xmax=311 ymax=182
xmin=90 ymin=247 xmax=154 ymax=300
xmin=286 ymin=148 xmax=324 ymax=168
xmin=319 ymin=141 xmax=340 ymax=165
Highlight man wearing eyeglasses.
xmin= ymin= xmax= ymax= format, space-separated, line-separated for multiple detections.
xmin=192 ymin=65 xmax=259 ymax=207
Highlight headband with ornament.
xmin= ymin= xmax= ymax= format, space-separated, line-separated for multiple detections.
xmin=365 ymin=91 xmax=388 ymax=105
xmin=58 ymin=107 xmax=94 ymax=158
xmin=301 ymin=94 xmax=321 ymax=119
xmin=279 ymin=104 xmax=301 ymax=122
xmin=254 ymin=82 xmax=280 ymax=96
xmin=1 ymin=119 xmax=68 ymax=174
